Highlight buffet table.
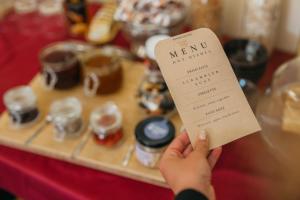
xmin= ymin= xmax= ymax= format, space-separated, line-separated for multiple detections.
xmin=0 ymin=6 xmax=295 ymax=200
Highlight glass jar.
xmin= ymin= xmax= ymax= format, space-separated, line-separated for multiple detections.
xmin=50 ymin=97 xmax=83 ymax=141
xmin=3 ymin=86 xmax=39 ymax=128
xmin=90 ymin=102 xmax=123 ymax=147
xmin=82 ymin=50 xmax=123 ymax=96
xmin=223 ymin=39 xmax=269 ymax=83
xmin=242 ymin=0 xmax=281 ymax=54
xmin=114 ymin=0 xmax=190 ymax=58
xmin=135 ymin=116 xmax=175 ymax=168
xmin=190 ymin=0 xmax=222 ymax=35
xmin=256 ymin=57 xmax=300 ymax=163
xmin=40 ymin=42 xmax=82 ymax=90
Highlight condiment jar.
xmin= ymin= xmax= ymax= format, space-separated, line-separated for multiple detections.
xmin=135 ymin=116 xmax=175 ymax=168
xmin=82 ymin=50 xmax=123 ymax=96
xmin=50 ymin=97 xmax=83 ymax=141
xmin=40 ymin=42 xmax=82 ymax=90
xmin=90 ymin=102 xmax=123 ymax=147
xmin=3 ymin=86 xmax=39 ymax=128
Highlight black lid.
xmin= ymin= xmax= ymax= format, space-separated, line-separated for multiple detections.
xmin=135 ymin=116 xmax=175 ymax=148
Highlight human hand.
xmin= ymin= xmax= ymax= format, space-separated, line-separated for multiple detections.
xmin=159 ymin=130 xmax=222 ymax=199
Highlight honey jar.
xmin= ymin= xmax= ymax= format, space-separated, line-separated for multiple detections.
xmin=90 ymin=102 xmax=123 ymax=147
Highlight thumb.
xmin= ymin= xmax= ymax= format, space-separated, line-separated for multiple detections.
xmin=193 ymin=130 xmax=209 ymax=157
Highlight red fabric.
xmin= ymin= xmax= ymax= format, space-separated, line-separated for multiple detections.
xmin=0 ymin=5 xmax=295 ymax=200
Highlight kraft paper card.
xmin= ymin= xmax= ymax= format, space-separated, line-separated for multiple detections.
xmin=155 ymin=28 xmax=261 ymax=149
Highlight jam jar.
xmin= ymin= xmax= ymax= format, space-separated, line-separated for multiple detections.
xmin=4 ymin=86 xmax=39 ymax=128
xmin=82 ymin=50 xmax=123 ymax=96
xmin=135 ymin=116 xmax=175 ymax=168
xmin=90 ymin=102 xmax=123 ymax=147
xmin=40 ymin=42 xmax=82 ymax=90
xmin=50 ymin=97 xmax=83 ymax=141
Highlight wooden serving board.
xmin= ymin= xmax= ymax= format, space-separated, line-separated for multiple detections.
xmin=0 ymin=60 xmax=182 ymax=187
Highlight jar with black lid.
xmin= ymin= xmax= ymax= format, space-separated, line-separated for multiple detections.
xmin=135 ymin=116 xmax=175 ymax=168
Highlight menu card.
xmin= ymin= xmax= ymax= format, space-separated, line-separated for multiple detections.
xmin=155 ymin=28 xmax=261 ymax=149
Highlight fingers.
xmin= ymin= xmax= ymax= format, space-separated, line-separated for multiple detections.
xmin=183 ymin=144 xmax=193 ymax=157
xmin=193 ymin=130 xmax=209 ymax=157
xmin=165 ymin=132 xmax=191 ymax=157
xmin=208 ymin=147 xmax=222 ymax=169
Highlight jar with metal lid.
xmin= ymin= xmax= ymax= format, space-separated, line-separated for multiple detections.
xmin=50 ymin=97 xmax=83 ymax=141
xmin=3 ymin=86 xmax=39 ymax=128
xmin=242 ymin=0 xmax=281 ymax=54
xmin=135 ymin=116 xmax=175 ymax=168
xmin=40 ymin=42 xmax=82 ymax=90
xmin=90 ymin=102 xmax=123 ymax=147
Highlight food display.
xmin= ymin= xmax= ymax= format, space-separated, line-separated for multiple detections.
xmin=114 ymin=0 xmax=190 ymax=58
xmin=3 ymin=86 xmax=39 ymax=128
xmin=135 ymin=116 xmax=175 ymax=168
xmin=90 ymin=102 xmax=123 ymax=147
xmin=82 ymin=50 xmax=123 ymax=96
xmin=137 ymin=35 xmax=175 ymax=115
xmin=40 ymin=42 xmax=82 ymax=90
xmin=49 ymin=97 xmax=83 ymax=141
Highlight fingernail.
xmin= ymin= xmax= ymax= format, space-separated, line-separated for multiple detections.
xmin=199 ymin=130 xmax=206 ymax=140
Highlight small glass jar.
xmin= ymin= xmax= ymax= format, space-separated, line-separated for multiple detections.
xmin=223 ymin=39 xmax=269 ymax=83
xmin=190 ymin=0 xmax=222 ymax=35
xmin=90 ymin=102 xmax=123 ymax=147
xmin=3 ymin=86 xmax=39 ymax=128
xmin=50 ymin=97 xmax=83 ymax=141
xmin=82 ymin=50 xmax=123 ymax=96
xmin=40 ymin=42 xmax=82 ymax=90
xmin=135 ymin=116 xmax=175 ymax=168
xmin=242 ymin=0 xmax=281 ymax=54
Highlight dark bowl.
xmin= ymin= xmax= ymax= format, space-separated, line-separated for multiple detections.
xmin=223 ymin=39 xmax=269 ymax=83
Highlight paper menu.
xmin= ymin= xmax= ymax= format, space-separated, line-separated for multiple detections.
xmin=154 ymin=28 xmax=261 ymax=149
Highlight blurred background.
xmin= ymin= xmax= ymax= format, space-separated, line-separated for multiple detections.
xmin=0 ymin=0 xmax=300 ymax=200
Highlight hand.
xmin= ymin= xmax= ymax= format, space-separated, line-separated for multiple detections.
xmin=159 ymin=130 xmax=222 ymax=199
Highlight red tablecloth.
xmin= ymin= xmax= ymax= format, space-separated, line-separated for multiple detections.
xmin=0 ymin=7 xmax=295 ymax=200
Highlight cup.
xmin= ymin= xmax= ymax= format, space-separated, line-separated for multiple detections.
xmin=82 ymin=50 xmax=123 ymax=96
xmin=3 ymin=86 xmax=39 ymax=127
xmin=40 ymin=42 xmax=82 ymax=90
xmin=50 ymin=97 xmax=83 ymax=141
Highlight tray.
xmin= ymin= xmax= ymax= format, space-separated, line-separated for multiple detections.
xmin=0 ymin=60 xmax=182 ymax=187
